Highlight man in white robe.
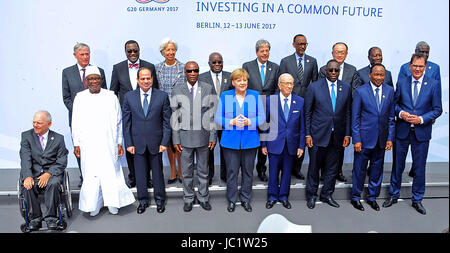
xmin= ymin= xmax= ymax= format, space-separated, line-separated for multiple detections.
xmin=72 ymin=65 xmax=135 ymax=216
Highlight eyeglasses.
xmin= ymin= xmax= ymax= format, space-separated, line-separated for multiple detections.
xmin=295 ymin=42 xmax=308 ymax=46
xmin=185 ymin=69 xmax=199 ymax=73
xmin=86 ymin=77 xmax=102 ymax=81
xmin=210 ymin=61 xmax=223 ymax=64
xmin=280 ymin=81 xmax=294 ymax=87
xmin=411 ymin=64 xmax=426 ymax=69
xmin=327 ymin=68 xmax=340 ymax=73
xmin=126 ymin=49 xmax=139 ymax=54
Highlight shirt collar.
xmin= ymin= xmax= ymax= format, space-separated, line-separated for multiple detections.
xmin=140 ymin=87 xmax=152 ymax=96
xmin=210 ymin=70 xmax=222 ymax=77
xmin=411 ymin=75 xmax=424 ymax=84
xmin=38 ymin=130 xmax=49 ymax=139
xmin=295 ymin=52 xmax=305 ymax=61
xmin=128 ymin=59 xmax=140 ymax=66
xmin=77 ymin=63 xmax=90 ymax=71
xmin=370 ymin=82 xmax=382 ymax=91
xmin=280 ymin=92 xmax=292 ymax=101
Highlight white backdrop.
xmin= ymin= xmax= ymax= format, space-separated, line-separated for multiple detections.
xmin=0 ymin=0 xmax=448 ymax=168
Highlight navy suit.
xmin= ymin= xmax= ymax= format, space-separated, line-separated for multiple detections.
xmin=357 ymin=65 xmax=393 ymax=87
xmin=262 ymin=93 xmax=305 ymax=201
xmin=122 ymin=88 xmax=172 ymax=205
xmin=388 ymin=75 xmax=442 ymax=202
xmin=304 ymin=78 xmax=351 ymax=200
xmin=351 ymin=83 xmax=395 ymax=201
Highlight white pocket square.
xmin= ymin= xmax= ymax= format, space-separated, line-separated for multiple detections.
xmin=293 ymin=110 xmax=299 ymax=113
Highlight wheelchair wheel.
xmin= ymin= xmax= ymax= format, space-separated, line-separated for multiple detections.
xmin=57 ymin=220 xmax=67 ymax=230
xmin=62 ymin=171 xmax=73 ymax=218
xmin=17 ymin=180 xmax=26 ymax=218
xmin=20 ymin=223 xmax=30 ymax=233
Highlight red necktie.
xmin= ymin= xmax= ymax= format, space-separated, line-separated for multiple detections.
xmin=129 ymin=63 xmax=139 ymax=68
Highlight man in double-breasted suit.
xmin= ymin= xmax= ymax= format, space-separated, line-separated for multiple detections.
xmin=261 ymin=73 xmax=305 ymax=210
xmin=243 ymin=39 xmax=279 ymax=182
xmin=20 ymin=111 xmax=68 ymax=231
xmin=351 ymin=64 xmax=395 ymax=212
xmin=383 ymin=53 xmax=442 ymax=215
xmin=357 ymin=47 xmax=393 ymax=87
xmin=304 ymin=59 xmax=352 ymax=209
xmin=172 ymin=61 xmax=217 ymax=212
xmin=279 ymin=34 xmax=318 ymax=180
xmin=122 ymin=67 xmax=172 ymax=214
xmin=61 ymin=43 xmax=107 ymax=187
xmin=110 ymin=40 xmax=158 ymax=188
xmin=198 ymin=52 xmax=232 ymax=184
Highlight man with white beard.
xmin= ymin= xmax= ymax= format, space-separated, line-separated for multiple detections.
xmin=72 ymin=65 xmax=135 ymax=216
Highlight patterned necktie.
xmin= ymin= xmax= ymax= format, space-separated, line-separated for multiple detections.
xmin=331 ymin=83 xmax=336 ymax=112
xmin=260 ymin=65 xmax=265 ymax=87
xmin=413 ymin=80 xmax=419 ymax=106
xmin=82 ymin=68 xmax=87 ymax=89
xmin=143 ymin=93 xmax=149 ymax=116
xmin=129 ymin=63 xmax=139 ymax=68
xmin=297 ymin=57 xmax=304 ymax=83
xmin=375 ymin=87 xmax=381 ymax=112
xmin=39 ymin=135 xmax=45 ymax=151
xmin=283 ymin=98 xmax=289 ymax=121
xmin=215 ymin=74 xmax=221 ymax=96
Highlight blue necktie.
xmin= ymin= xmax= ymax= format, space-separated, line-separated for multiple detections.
xmin=143 ymin=93 xmax=149 ymax=116
xmin=375 ymin=87 xmax=381 ymax=112
xmin=330 ymin=83 xmax=336 ymax=112
xmin=413 ymin=80 xmax=419 ymax=106
xmin=260 ymin=65 xmax=265 ymax=87
xmin=283 ymin=98 xmax=289 ymax=121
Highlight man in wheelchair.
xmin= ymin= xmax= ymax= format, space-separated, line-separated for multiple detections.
xmin=19 ymin=110 xmax=69 ymax=231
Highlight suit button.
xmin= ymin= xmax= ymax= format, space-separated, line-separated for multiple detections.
xmin=413 ymin=110 xmax=416 ymax=113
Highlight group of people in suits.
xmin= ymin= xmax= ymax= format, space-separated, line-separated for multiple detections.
xmin=18 ymin=36 xmax=442 ymax=229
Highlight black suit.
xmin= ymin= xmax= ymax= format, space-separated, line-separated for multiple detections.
xmin=110 ymin=59 xmax=158 ymax=184
xmin=19 ymin=129 xmax=68 ymax=223
xmin=243 ymin=59 xmax=279 ymax=176
xmin=198 ymin=70 xmax=232 ymax=181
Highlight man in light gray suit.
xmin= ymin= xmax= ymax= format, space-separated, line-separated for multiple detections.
xmin=61 ymin=43 xmax=107 ymax=187
xmin=172 ymin=61 xmax=217 ymax=212
xmin=243 ymin=39 xmax=280 ymax=182
xmin=279 ymin=34 xmax=319 ymax=180
xmin=199 ymin=52 xmax=232 ymax=184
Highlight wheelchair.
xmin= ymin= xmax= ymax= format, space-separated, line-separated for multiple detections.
xmin=18 ymin=170 xmax=73 ymax=233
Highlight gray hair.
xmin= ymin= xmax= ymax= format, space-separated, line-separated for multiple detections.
xmin=73 ymin=42 xmax=90 ymax=53
xmin=35 ymin=110 xmax=52 ymax=123
xmin=278 ymin=73 xmax=294 ymax=83
xmin=415 ymin=41 xmax=429 ymax=50
xmin=255 ymin=39 xmax=271 ymax=52
xmin=159 ymin=37 xmax=178 ymax=52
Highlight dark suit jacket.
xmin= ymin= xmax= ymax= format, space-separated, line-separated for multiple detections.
xmin=262 ymin=92 xmax=305 ymax=156
xmin=62 ymin=64 xmax=107 ymax=126
xmin=19 ymin=129 xmax=68 ymax=180
xmin=352 ymin=83 xmax=395 ymax=149
xmin=304 ymin=78 xmax=352 ymax=147
xmin=394 ymin=75 xmax=442 ymax=142
xmin=198 ymin=71 xmax=232 ymax=96
xmin=243 ymin=59 xmax=279 ymax=96
xmin=279 ymin=53 xmax=319 ymax=97
xmin=319 ymin=62 xmax=360 ymax=96
xmin=122 ymin=88 xmax=172 ymax=155
xmin=357 ymin=65 xmax=393 ymax=87
xmin=110 ymin=59 xmax=159 ymax=106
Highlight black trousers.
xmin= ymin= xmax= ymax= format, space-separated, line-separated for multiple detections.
xmin=208 ymin=130 xmax=226 ymax=180
xmin=255 ymin=147 xmax=268 ymax=174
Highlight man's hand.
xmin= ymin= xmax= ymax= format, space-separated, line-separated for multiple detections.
xmin=23 ymin=177 xmax=34 ymax=190
xmin=343 ymin=137 xmax=350 ymax=147
xmin=306 ymin=136 xmax=313 ymax=148
xmin=297 ymin=149 xmax=304 ymax=158
xmin=159 ymin=145 xmax=168 ymax=153
xmin=118 ymin=144 xmax=124 ymax=157
xmin=408 ymin=115 xmax=422 ymax=125
xmin=37 ymin=172 xmax=51 ymax=188
xmin=174 ymin=144 xmax=183 ymax=153
xmin=354 ymin=142 xmax=362 ymax=152
xmin=208 ymin=142 xmax=216 ymax=150
xmin=400 ymin=111 xmax=411 ymax=121
xmin=74 ymin=146 xmax=80 ymax=158
xmin=261 ymin=147 xmax=268 ymax=155
xmin=127 ymin=146 xmax=135 ymax=155
xmin=385 ymin=141 xmax=393 ymax=151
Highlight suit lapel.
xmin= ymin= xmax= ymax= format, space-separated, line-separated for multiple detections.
xmin=44 ymin=131 xmax=55 ymax=152
xmin=277 ymin=93 xmax=287 ymax=122
xmin=32 ymin=132 xmax=43 ymax=153
xmin=335 ymin=81 xmax=344 ymax=113
xmin=415 ymin=78 xmax=429 ymax=106
xmin=121 ymin=61 xmax=134 ymax=91
xmin=134 ymin=89 xmax=146 ymax=117
xmin=71 ymin=64 xmax=84 ymax=90
xmin=365 ymin=84 xmax=379 ymax=114
xmin=263 ymin=62 xmax=272 ymax=87
xmin=322 ymin=80 xmax=334 ymax=113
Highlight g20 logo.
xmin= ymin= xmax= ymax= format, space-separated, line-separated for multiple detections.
xmin=136 ymin=0 xmax=170 ymax=3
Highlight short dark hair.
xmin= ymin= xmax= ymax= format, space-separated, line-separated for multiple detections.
xmin=326 ymin=59 xmax=339 ymax=67
xmin=125 ymin=40 xmax=140 ymax=51
xmin=368 ymin=46 xmax=381 ymax=57
xmin=370 ymin=63 xmax=386 ymax=73
xmin=332 ymin=42 xmax=348 ymax=51
xmin=137 ymin=67 xmax=151 ymax=79
xmin=293 ymin=34 xmax=306 ymax=43
xmin=410 ymin=53 xmax=427 ymax=64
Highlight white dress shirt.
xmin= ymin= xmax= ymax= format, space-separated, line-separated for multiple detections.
xmin=209 ymin=70 xmax=222 ymax=94
xmin=77 ymin=63 xmax=91 ymax=81
xmin=280 ymin=93 xmax=292 ymax=110
xmin=257 ymin=60 xmax=267 ymax=76
xmin=370 ymin=82 xmax=382 ymax=105
xmin=140 ymin=87 xmax=151 ymax=107
xmin=338 ymin=63 xmax=344 ymax=80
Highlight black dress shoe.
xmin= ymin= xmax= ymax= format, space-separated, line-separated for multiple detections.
xmin=220 ymin=176 xmax=227 ymax=183
xmin=351 ymin=200 xmax=364 ymax=211
xmin=199 ymin=201 xmax=212 ymax=211
xmin=208 ymin=178 xmax=212 ymax=186
xmin=137 ymin=203 xmax=149 ymax=214
xmin=265 ymin=200 xmax=277 ymax=209
xmin=46 ymin=220 xmax=58 ymax=230
xmin=280 ymin=200 xmax=292 ymax=209
xmin=408 ymin=170 xmax=416 ymax=177
xmin=336 ymin=173 xmax=347 ymax=182
xmin=292 ymin=172 xmax=305 ymax=180
xmin=382 ymin=198 xmax=398 ymax=208
xmin=178 ymin=178 xmax=182 ymax=183
xmin=367 ymin=200 xmax=380 ymax=211
xmin=258 ymin=173 xmax=268 ymax=182
xmin=157 ymin=203 xmax=165 ymax=213
xmin=28 ymin=221 xmax=42 ymax=231
xmin=307 ymin=198 xmax=316 ymax=209
xmin=78 ymin=180 xmax=83 ymax=188
xmin=167 ymin=178 xmax=177 ymax=184
xmin=320 ymin=197 xmax=340 ymax=208
xmin=227 ymin=202 xmax=235 ymax=212
xmin=241 ymin=201 xmax=252 ymax=212
xmin=183 ymin=202 xmax=193 ymax=212
xmin=147 ymin=179 xmax=153 ymax=188
xmin=412 ymin=202 xmax=426 ymax=215
xmin=127 ymin=179 xmax=136 ymax=188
